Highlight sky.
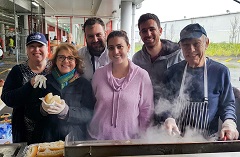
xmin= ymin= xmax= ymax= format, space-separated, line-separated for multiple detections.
xmin=135 ymin=0 xmax=240 ymax=22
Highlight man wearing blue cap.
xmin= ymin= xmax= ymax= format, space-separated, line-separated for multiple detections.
xmin=2 ymin=32 xmax=49 ymax=143
xmin=158 ymin=23 xmax=239 ymax=140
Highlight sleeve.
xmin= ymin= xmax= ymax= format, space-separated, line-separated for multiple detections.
xmin=67 ymin=79 xmax=96 ymax=124
xmin=219 ymin=69 xmax=236 ymax=122
xmin=58 ymin=105 xmax=69 ymax=119
xmin=132 ymin=51 xmax=139 ymax=65
xmin=138 ymin=71 xmax=154 ymax=131
xmin=78 ymin=47 xmax=85 ymax=56
xmin=24 ymin=86 xmax=47 ymax=121
xmin=1 ymin=66 xmax=33 ymax=108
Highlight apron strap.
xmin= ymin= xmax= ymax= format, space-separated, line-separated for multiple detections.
xmin=203 ymin=60 xmax=208 ymax=103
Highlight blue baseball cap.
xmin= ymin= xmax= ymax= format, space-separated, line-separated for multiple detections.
xmin=26 ymin=32 xmax=47 ymax=46
xmin=179 ymin=23 xmax=207 ymax=42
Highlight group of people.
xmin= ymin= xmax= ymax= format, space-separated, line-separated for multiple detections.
xmin=1 ymin=13 xmax=239 ymax=145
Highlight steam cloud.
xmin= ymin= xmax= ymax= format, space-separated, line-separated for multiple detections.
xmin=147 ymin=73 xmax=217 ymax=143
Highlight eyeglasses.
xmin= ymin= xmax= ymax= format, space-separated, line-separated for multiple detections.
xmin=57 ymin=55 xmax=75 ymax=62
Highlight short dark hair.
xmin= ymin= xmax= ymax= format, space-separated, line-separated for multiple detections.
xmin=83 ymin=17 xmax=105 ymax=32
xmin=138 ymin=13 xmax=161 ymax=29
xmin=107 ymin=30 xmax=129 ymax=46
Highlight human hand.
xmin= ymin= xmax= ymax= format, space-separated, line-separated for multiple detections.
xmin=33 ymin=75 xmax=47 ymax=88
xmin=164 ymin=118 xmax=181 ymax=136
xmin=220 ymin=119 xmax=239 ymax=140
xmin=41 ymin=99 xmax=51 ymax=113
xmin=47 ymin=100 xmax=66 ymax=115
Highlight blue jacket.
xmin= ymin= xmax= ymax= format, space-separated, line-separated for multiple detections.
xmin=156 ymin=58 xmax=236 ymax=135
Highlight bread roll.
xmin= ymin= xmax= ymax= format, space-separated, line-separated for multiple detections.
xmin=44 ymin=93 xmax=61 ymax=104
xmin=26 ymin=141 xmax=64 ymax=157
xmin=44 ymin=93 xmax=53 ymax=104
xmin=52 ymin=95 xmax=61 ymax=104
xmin=38 ymin=140 xmax=64 ymax=152
xmin=26 ymin=145 xmax=38 ymax=157
xmin=36 ymin=148 xmax=64 ymax=157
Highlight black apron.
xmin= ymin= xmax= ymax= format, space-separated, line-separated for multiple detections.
xmin=176 ymin=61 xmax=210 ymax=137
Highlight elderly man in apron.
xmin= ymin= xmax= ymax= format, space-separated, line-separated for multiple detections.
xmin=160 ymin=23 xmax=239 ymax=140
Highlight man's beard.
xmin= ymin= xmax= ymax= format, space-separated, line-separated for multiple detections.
xmin=87 ymin=41 xmax=106 ymax=57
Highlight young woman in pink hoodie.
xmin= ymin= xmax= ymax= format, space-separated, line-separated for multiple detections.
xmin=88 ymin=30 xmax=154 ymax=140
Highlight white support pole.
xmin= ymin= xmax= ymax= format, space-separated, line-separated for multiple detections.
xmin=23 ymin=15 xmax=29 ymax=54
xmin=121 ymin=1 xmax=132 ymax=57
xmin=13 ymin=0 xmax=19 ymax=64
xmin=0 ymin=24 xmax=6 ymax=52
xmin=112 ymin=19 xmax=119 ymax=30
xmin=131 ymin=4 xmax=136 ymax=58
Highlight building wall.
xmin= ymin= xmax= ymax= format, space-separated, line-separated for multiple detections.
xmin=135 ymin=12 xmax=240 ymax=44
xmin=161 ymin=12 xmax=240 ymax=43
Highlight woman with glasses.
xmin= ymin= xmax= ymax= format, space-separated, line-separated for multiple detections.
xmin=27 ymin=43 xmax=95 ymax=144
xmin=88 ymin=30 xmax=154 ymax=140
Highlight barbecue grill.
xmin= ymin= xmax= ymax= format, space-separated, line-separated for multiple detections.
xmin=64 ymin=139 xmax=240 ymax=157
xmin=1 ymin=139 xmax=240 ymax=156
xmin=0 ymin=142 xmax=26 ymax=157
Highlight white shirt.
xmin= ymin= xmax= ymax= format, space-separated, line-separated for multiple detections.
xmin=78 ymin=46 xmax=110 ymax=81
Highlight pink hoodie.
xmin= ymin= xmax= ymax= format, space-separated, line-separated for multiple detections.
xmin=88 ymin=60 xmax=154 ymax=140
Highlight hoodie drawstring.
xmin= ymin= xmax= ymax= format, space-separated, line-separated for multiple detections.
xmin=111 ymin=90 xmax=122 ymax=128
